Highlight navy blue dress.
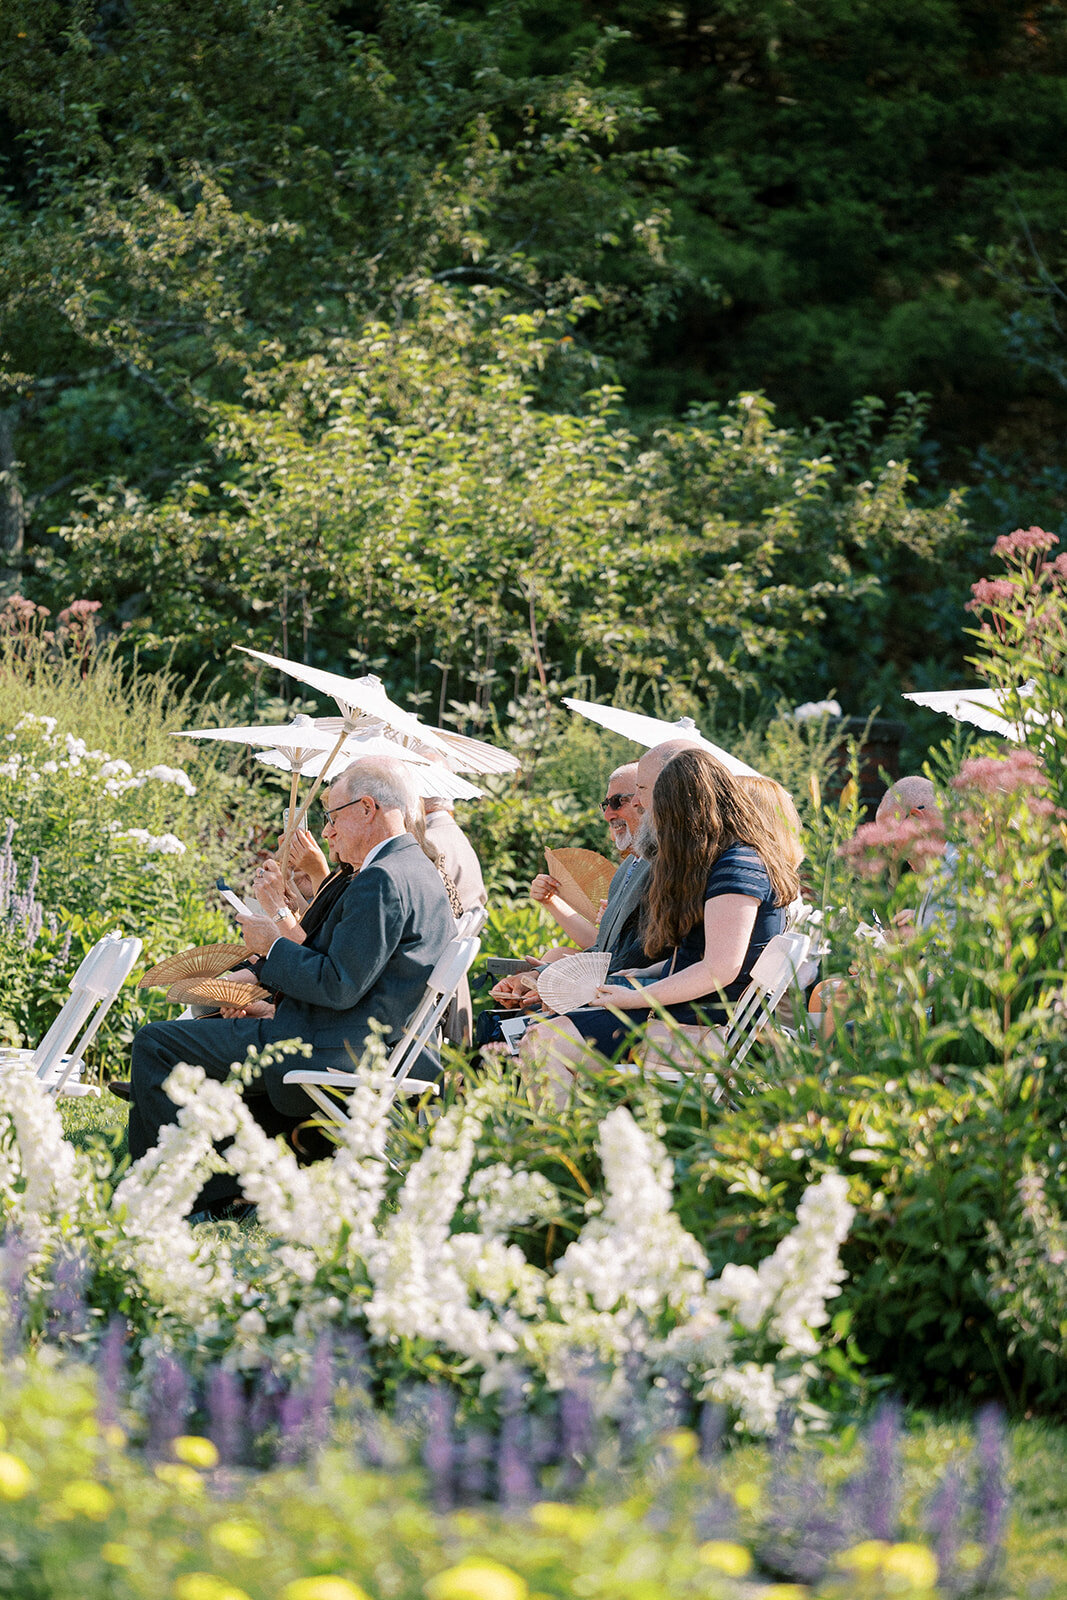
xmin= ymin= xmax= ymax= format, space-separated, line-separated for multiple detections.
xmin=566 ymin=844 xmax=784 ymax=1059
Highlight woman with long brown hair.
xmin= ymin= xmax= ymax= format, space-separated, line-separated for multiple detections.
xmin=522 ymin=748 xmax=800 ymax=1099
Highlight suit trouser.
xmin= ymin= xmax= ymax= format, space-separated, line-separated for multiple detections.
xmin=128 ymin=1017 xmax=353 ymax=1207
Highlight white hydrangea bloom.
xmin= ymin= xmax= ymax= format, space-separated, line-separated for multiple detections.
xmin=142 ymin=764 xmax=197 ymax=797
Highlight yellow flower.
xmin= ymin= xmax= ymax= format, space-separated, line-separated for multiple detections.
xmin=425 ymin=1559 xmax=529 ymax=1600
xmin=883 ymin=1544 xmax=938 ymax=1589
xmin=663 ymin=1427 xmax=698 ymax=1462
xmin=174 ymin=1575 xmax=253 ymax=1600
xmin=102 ymin=1424 xmax=126 ymax=1450
xmin=0 ymin=1452 xmax=33 ymax=1500
xmin=697 ymin=1541 xmax=752 ymax=1578
xmin=155 ymin=1462 xmax=206 ymax=1496
xmin=760 ymin=1587 xmax=809 ymax=1600
xmin=730 ymin=1480 xmax=761 ymax=1512
xmin=528 ymin=1503 xmax=598 ymax=1541
xmin=209 ymin=1520 xmax=266 ymax=1559
xmin=101 ymin=1543 xmax=135 ymax=1568
xmin=173 ymin=1435 xmax=220 ymax=1470
xmin=280 ymin=1581 xmax=373 ymax=1600
xmin=837 ymin=1541 xmax=890 ymax=1575
xmin=60 ymin=1479 xmax=113 ymax=1519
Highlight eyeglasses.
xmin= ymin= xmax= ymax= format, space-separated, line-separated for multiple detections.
xmin=321 ymin=796 xmax=376 ymax=826
xmin=599 ymin=792 xmax=635 ymax=813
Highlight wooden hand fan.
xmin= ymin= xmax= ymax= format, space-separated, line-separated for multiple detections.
xmin=536 ymin=951 xmax=611 ymax=1015
xmin=167 ymin=977 xmax=271 ymax=1007
xmin=139 ymin=943 xmax=246 ymax=990
xmin=545 ymin=848 xmax=617 ymax=924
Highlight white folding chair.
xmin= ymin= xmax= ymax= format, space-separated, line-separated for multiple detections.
xmin=0 ymin=931 xmax=144 ymax=1097
xmin=282 ymin=933 xmax=482 ymax=1126
xmin=454 ymin=905 xmax=488 ymax=939
xmin=634 ymin=930 xmax=812 ymax=1087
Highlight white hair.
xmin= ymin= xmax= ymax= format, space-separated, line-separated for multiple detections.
xmin=332 ymin=756 xmax=418 ymax=816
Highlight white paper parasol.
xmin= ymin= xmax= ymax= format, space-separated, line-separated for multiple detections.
xmin=257 ymin=740 xmax=484 ymax=801
xmin=313 ymin=714 xmax=520 ymax=776
xmin=562 ymin=697 xmax=761 ymax=778
xmin=173 ymin=712 xmax=354 ymax=870
xmin=902 ymin=683 xmax=1045 ymax=742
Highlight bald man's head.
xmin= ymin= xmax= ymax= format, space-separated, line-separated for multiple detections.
xmin=633 ymin=737 xmax=703 ymax=815
xmin=876 ymin=775 xmax=939 ymax=825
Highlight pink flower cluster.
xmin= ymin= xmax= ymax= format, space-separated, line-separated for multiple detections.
xmin=993 ymin=526 xmax=1059 ymax=558
xmin=966 ymin=578 xmax=1016 ymax=613
xmin=952 ymin=748 xmax=1045 ymax=796
xmin=839 ymin=812 xmax=945 ymax=878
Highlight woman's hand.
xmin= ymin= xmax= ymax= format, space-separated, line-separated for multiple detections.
xmin=288 ymin=829 xmax=330 ymax=888
xmin=529 ymin=873 xmax=562 ymax=905
xmin=593 ymin=980 xmax=646 ymax=1010
xmin=253 ymin=859 xmax=287 ymax=917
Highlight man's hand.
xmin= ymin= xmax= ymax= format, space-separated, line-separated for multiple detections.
xmin=530 ymin=873 xmax=562 ymax=904
xmin=218 ymin=997 xmax=277 ymax=1020
xmin=489 ymin=973 xmax=541 ymax=1009
xmin=237 ymin=912 xmax=281 ymax=958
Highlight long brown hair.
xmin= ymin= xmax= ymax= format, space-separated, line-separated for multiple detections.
xmin=738 ymin=775 xmax=805 ymax=872
xmin=643 ymin=749 xmax=800 ymax=955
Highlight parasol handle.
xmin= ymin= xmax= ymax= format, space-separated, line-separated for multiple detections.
xmin=287 ymin=727 xmax=351 ymax=838
xmin=277 ymin=768 xmax=301 ymax=879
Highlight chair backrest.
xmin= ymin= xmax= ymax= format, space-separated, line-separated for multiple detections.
xmin=33 ymin=932 xmax=143 ymax=1093
xmin=454 ymin=905 xmax=488 ymax=939
xmin=383 ymin=934 xmax=481 ymax=1103
xmin=723 ymin=930 xmax=811 ymax=1070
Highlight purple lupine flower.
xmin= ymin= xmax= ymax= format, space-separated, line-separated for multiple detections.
xmin=926 ymin=1463 xmax=965 ymax=1582
xmin=247 ymin=1366 xmax=282 ymax=1453
xmin=96 ymin=1317 xmax=129 ymax=1433
xmin=22 ymin=901 xmax=42 ymax=950
xmin=423 ymin=1385 xmax=456 ymax=1511
xmin=862 ymin=1400 xmax=901 ymax=1541
xmin=973 ymin=1406 xmax=1008 ymax=1587
xmin=0 ymin=1231 xmax=30 ymax=1359
xmin=276 ymin=1388 xmax=308 ymax=1466
xmin=306 ymin=1335 xmax=334 ymax=1461
xmin=207 ymin=1366 xmax=246 ymax=1469
xmin=145 ymin=1353 xmax=191 ymax=1458
xmin=458 ymin=1427 xmax=491 ymax=1505
xmin=558 ymin=1382 xmax=596 ymax=1491
xmin=496 ymin=1399 xmax=536 ymax=1506
xmin=50 ymin=1244 xmax=90 ymax=1340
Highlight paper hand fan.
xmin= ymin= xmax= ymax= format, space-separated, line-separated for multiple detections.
xmin=544 ymin=848 xmax=617 ymax=925
xmin=167 ymin=977 xmax=271 ymax=1007
xmin=140 ymin=943 xmax=245 ymax=990
xmin=536 ymin=951 xmax=611 ymax=1015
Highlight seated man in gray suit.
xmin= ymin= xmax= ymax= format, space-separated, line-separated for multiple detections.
xmin=126 ymin=755 xmax=454 ymax=1215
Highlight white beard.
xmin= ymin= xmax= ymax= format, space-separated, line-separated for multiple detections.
xmin=633 ymin=813 xmax=657 ymax=859
xmin=612 ymin=821 xmax=633 ymax=852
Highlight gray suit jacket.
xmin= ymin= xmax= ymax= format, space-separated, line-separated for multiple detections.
xmin=593 ymin=856 xmax=650 ymax=972
xmin=261 ymin=834 xmax=455 ymax=1053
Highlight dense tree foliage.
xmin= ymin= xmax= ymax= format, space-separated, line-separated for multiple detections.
xmin=1 ymin=0 xmax=1062 ymax=726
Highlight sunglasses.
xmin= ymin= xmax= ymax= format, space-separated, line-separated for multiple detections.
xmin=599 ymin=792 xmax=635 ymax=814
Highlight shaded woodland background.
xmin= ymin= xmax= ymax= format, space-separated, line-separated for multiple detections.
xmin=2 ymin=0 xmax=1066 ymax=737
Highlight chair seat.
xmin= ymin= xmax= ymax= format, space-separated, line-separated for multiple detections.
xmin=284 ymin=1068 xmax=439 ymax=1097
xmin=0 ymin=1047 xmax=91 ymax=1094
xmin=633 ymin=1020 xmax=726 ymax=1079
